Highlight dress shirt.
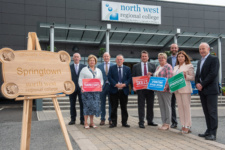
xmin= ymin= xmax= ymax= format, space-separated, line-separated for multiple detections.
xmin=104 ymin=61 xmax=110 ymax=83
xmin=74 ymin=63 xmax=79 ymax=74
xmin=104 ymin=61 xmax=110 ymax=72
xmin=172 ymin=55 xmax=177 ymax=69
xmin=200 ymin=53 xmax=210 ymax=73
xmin=141 ymin=62 xmax=148 ymax=76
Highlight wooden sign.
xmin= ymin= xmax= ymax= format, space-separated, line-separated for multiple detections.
xmin=132 ymin=76 xmax=150 ymax=90
xmin=0 ymin=48 xmax=75 ymax=99
xmin=82 ymin=78 xmax=102 ymax=92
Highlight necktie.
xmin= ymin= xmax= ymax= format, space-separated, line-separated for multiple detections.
xmin=144 ymin=63 xmax=147 ymax=76
xmin=118 ymin=67 xmax=122 ymax=83
xmin=76 ymin=64 xmax=78 ymax=75
xmin=105 ymin=62 xmax=108 ymax=75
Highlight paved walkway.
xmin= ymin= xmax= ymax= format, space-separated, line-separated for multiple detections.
xmin=37 ymin=107 xmax=225 ymax=150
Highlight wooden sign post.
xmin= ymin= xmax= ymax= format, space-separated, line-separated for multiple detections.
xmin=0 ymin=32 xmax=75 ymax=150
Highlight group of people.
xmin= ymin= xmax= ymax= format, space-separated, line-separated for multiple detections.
xmin=68 ymin=42 xmax=219 ymax=141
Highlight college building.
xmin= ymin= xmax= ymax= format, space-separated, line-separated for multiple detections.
xmin=0 ymin=0 xmax=225 ymax=88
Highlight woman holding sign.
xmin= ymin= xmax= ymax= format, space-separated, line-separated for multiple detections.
xmin=173 ymin=51 xmax=194 ymax=134
xmin=154 ymin=53 xmax=173 ymax=130
xmin=79 ymin=55 xmax=103 ymax=129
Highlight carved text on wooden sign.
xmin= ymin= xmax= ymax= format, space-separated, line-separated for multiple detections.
xmin=0 ymin=48 xmax=75 ymax=99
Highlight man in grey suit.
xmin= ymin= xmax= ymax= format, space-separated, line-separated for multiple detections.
xmin=167 ymin=43 xmax=179 ymax=128
xmin=132 ymin=50 xmax=157 ymax=128
xmin=98 ymin=52 xmax=115 ymax=125
xmin=69 ymin=53 xmax=86 ymax=125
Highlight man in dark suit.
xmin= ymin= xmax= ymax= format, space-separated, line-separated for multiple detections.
xmin=167 ymin=43 xmax=179 ymax=128
xmin=68 ymin=53 xmax=86 ymax=125
xmin=196 ymin=42 xmax=219 ymax=141
xmin=108 ymin=54 xmax=132 ymax=128
xmin=132 ymin=50 xmax=157 ymax=128
xmin=97 ymin=52 xmax=115 ymax=125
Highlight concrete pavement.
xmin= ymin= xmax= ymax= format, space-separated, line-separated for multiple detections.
xmin=37 ymin=107 xmax=225 ymax=150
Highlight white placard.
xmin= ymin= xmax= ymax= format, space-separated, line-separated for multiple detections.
xmin=101 ymin=1 xmax=161 ymax=25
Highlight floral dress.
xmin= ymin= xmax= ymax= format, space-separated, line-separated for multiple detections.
xmin=81 ymin=67 xmax=101 ymax=117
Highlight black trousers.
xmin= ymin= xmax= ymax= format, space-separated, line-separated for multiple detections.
xmin=199 ymin=93 xmax=218 ymax=136
xmin=69 ymin=90 xmax=84 ymax=122
xmin=137 ymin=89 xmax=154 ymax=125
xmin=110 ymin=90 xmax=128 ymax=125
xmin=171 ymin=93 xmax=177 ymax=124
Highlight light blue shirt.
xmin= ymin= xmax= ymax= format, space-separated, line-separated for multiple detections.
xmin=104 ymin=61 xmax=111 ymax=72
xmin=74 ymin=63 xmax=79 ymax=74
xmin=200 ymin=53 xmax=210 ymax=73
xmin=104 ymin=61 xmax=110 ymax=83
xmin=172 ymin=55 xmax=177 ymax=69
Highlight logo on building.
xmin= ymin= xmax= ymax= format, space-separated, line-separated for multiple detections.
xmin=101 ymin=1 xmax=161 ymax=25
xmin=104 ymin=3 xmax=119 ymax=21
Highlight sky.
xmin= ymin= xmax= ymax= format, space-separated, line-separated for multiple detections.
xmin=158 ymin=0 xmax=225 ymax=7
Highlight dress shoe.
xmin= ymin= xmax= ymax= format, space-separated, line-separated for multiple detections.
xmin=80 ymin=121 xmax=84 ymax=125
xmin=198 ymin=133 xmax=209 ymax=137
xmin=170 ymin=123 xmax=177 ymax=128
xmin=109 ymin=124 xmax=117 ymax=128
xmin=109 ymin=120 xmax=112 ymax=125
xmin=100 ymin=120 xmax=105 ymax=126
xmin=68 ymin=121 xmax=75 ymax=125
xmin=122 ymin=124 xmax=130 ymax=128
xmin=148 ymin=122 xmax=158 ymax=126
xmin=139 ymin=124 xmax=145 ymax=128
xmin=205 ymin=135 xmax=216 ymax=141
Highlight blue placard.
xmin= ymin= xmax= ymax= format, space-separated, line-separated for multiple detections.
xmin=147 ymin=77 xmax=167 ymax=91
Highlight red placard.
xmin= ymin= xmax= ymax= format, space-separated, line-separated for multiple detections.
xmin=132 ymin=76 xmax=150 ymax=90
xmin=82 ymin=78 xmax=102 ymax=92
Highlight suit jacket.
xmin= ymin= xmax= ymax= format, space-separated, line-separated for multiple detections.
xmin=70 ymin=63 xmax=86 ymax=92
xmin=173 ymin=63 xmax=195 ymax=93
xmin=132 ymin=62 xmax=156 ymax=77
xmin=195 ymin=54 xmax=220 ymax=95
xmin=97 ymin=62 xmax=115 ymax=88
xmin=108 ymin=65 xmax=132 ymax=95
xmin=167 ymin=56 xmax=173 ymax=66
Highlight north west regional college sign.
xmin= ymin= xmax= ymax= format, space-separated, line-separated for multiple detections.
xmin=101 ymin=1 xmax=161 ymax=25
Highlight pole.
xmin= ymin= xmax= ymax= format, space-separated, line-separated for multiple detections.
xmin=218 ymin=37 xmax=222 ymax=84
xmin=106 ymin=24 xmax=111 ymax=53
xmin=174 ymin=35 xmax=177 ymax=44
xmin=50 ymin=25 xmax=54 ymax=52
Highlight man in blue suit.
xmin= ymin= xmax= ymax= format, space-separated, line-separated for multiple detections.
xmin=69 ymin=53 xmax=86 ymax=125
xmin=108 ymin=54 xmax=132 ymax=128
xmin=97 ymin=52 xmax=115 ymax=126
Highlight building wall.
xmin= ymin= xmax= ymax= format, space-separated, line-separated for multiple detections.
xmin=0 ymin=0 xmax=225 ymax=79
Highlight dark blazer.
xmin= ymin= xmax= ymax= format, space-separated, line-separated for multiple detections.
xmin=132 ymin=62 xmax=156 ymax=77
xmin=167 ymin=56 xmax=173 ymax=66
xmin=195 ymin=54 xmax=220 ymax=95
xmin=97 ymin=62 xmax=115 ymax=88
xmin=70 ymin=63 xmax=86 ymax=92
xmin=108 ymin=65 xmax=132 ymax=95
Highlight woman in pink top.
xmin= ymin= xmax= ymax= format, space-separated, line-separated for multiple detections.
xmin=154 ymin=53 xmax=173 ymax=130
xmin=173 ymin=51 xmax=195 ymax=134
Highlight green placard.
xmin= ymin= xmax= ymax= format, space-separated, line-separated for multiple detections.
xmin=168 ymin=72 xmax=186 ymax=93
